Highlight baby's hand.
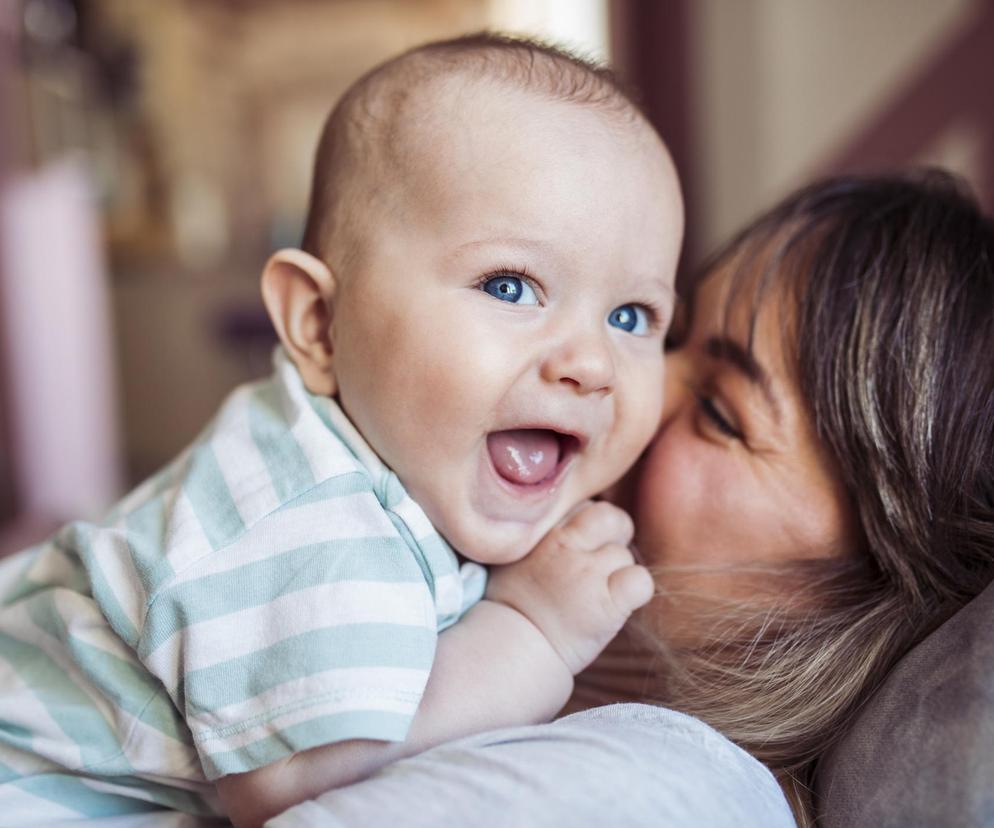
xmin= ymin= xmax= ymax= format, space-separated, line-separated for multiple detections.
xmin=485 ymin=501 xmax=655 ymax=676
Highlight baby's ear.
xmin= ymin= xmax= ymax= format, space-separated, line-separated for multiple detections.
xmin=261 ymin=248 xmax=338 ymax=396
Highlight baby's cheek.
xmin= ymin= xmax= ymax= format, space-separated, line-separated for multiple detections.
xmin=617 ymin=368 xmax=665 ymax=462
xmin=578 ymin=388 xmax=662 ymax=505
xmin=592 ymin=420 xmax=657 ymax=497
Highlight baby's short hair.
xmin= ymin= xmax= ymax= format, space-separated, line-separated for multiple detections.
xmin=300 ymin=32 xmax=647 ymax=267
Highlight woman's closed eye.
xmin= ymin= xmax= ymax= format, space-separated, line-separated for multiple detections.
xmin=697 ymin=394 xmax=744 ymax=440
xmin=479 ymin=271 xmax=539 ymax=305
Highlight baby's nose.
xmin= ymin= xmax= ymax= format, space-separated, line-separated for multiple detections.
xmin=540 ymin=331 xmax=615 ymax=394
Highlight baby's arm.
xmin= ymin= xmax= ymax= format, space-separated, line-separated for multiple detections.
xmin=216 ymin=501 xmax=652 ymax=828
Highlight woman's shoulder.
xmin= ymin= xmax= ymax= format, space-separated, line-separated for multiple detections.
xmin=269 ymin=703 xmax=796 ymax=828
xmin=551 ymin=704 xmax=794 ymax=822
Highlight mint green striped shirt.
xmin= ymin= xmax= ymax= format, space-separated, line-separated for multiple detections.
xmin=0 ymin=348 xmax=485 ymax=822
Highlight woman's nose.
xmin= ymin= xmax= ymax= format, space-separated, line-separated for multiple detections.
xmin=540 ymin=331 xmax=616 ymax=394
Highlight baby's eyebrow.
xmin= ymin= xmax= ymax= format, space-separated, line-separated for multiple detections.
xmin=451 ymin=237 xmax=553 ymax=255
xmin=643 ymin=276 xmax=676 ymax=301
xmin=621 ymin=274 xmax=676 ymax=310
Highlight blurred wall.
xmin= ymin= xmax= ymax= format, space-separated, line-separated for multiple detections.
xmin=615 ymin=0 xmax=991 ymax=271
xmin=688 ymin=0 xmax=984 ymax=255
xmin=0 ymin=3 xmax=16 ymax=529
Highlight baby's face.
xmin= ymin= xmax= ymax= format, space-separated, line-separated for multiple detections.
xmin=329 ymin=82 xmax=682 ymax=564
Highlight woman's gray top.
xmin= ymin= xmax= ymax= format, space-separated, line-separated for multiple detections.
xmin=268 ymin=703 xmax=796 ymax=827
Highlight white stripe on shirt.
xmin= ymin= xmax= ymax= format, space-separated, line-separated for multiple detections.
xmin=207 ymin=385 xmax=282 ymax=527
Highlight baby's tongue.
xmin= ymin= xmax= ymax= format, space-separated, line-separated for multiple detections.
xmin=487 ymin=429 xmax=559 ymax=485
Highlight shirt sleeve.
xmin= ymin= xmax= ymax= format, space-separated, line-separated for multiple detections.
xmin=139 ymin=481 xmax=440 ymax=780
xmin=266 ymin=704 xmax=797 ymax=828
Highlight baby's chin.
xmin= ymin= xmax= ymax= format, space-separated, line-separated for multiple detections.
xmin=427 ymin=482 xmax=590 ymax=567
xmin=438 ymin=516 xmax=543 ymax=567
xmin=453 ymin=533 xmax=535 ymax=567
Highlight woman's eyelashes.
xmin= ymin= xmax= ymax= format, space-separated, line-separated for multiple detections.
xmin=697 ymin=394 xmax=744 ymax=440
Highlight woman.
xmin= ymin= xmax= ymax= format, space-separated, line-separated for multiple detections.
xmin=273 ymin=169 xmax=994 ymax=827
xmin=597 ymin=167 xmax=991 ymax=823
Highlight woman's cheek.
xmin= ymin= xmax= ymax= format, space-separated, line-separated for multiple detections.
xmin=633 ymin=432 xmax=696 ymax=565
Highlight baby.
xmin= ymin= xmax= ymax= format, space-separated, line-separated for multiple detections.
xmin=0 ymin=34 xmax=682 ymax=826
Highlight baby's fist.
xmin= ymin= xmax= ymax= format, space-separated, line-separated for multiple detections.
xmin=486 ymin=501 xmax=655 ymax=675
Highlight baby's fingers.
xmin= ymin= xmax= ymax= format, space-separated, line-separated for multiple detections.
xmin=560 ymin=500 xmax=635 ymax=551
xmin=607 ymin=564 xmax=655 ymax=615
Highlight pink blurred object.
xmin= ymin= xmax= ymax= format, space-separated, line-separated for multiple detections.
xmin=0 ymin=157 xmax=124 ymax=526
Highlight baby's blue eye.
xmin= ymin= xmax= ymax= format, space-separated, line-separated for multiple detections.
xmin=481 ymin=273 xmax=539 ymax=305
xmin=608 ymin=304 xmax=651 ymax=335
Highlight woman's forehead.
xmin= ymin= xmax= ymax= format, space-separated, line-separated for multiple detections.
xmin=688 ymin=252 xmax=806 ymax=401
xmin=692 ymin=252 xmax=785 ymax=336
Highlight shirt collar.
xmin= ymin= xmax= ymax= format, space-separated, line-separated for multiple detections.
xmin=273 ymin=346 xmax=392 ymax=488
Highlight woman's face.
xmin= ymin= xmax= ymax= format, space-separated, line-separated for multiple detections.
xmin=633 ymin=262 xmax=860 ymax=585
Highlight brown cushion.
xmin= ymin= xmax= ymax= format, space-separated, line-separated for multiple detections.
xmin=817 ymin=579 xmax=994 ymax=827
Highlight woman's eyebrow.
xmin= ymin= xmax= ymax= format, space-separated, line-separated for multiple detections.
xmin=705 ymin=337 xmax=783 ymax=422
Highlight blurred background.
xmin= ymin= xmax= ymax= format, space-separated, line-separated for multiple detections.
xmin=1 ymin=0 xmax=992 ymax=554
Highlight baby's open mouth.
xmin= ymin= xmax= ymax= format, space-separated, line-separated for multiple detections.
xmin=486 ymin=429 xmax=580 ymax=486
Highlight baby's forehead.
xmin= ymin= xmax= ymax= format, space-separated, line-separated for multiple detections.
xmin=382 ymin=74 xmax=658 ymax=182
xmin=303 ymin=37 xmax=679 ymax=265
xmin=353 ymin=48 xmax=649 ymax=157
xmin=327 ymin=58 xmax=680 ymax=281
